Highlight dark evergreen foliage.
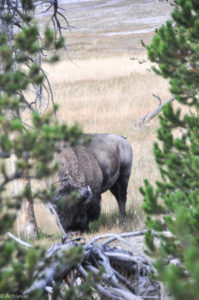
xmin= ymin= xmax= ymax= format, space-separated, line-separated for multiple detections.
xmin=0 ymin=1 xmax=96 ymax=298
xmin=141 ymin=1 xmax=199 ymax=299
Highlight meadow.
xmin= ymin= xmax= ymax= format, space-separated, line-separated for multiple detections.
xmin=12 ymin=0 xmax=175 ymax=244
xmin=32 ymin=35 xmax=172 ymax=244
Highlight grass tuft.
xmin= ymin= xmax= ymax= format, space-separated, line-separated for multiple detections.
xmin=89 ymin=207 xmax=145 ymax=234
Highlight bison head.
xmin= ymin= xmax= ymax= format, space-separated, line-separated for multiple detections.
xmin=53 ymin=185 xmax=93 ymax=232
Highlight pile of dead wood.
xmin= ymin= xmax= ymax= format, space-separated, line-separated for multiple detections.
xmin=8 ymin=230 xmax=161 ymax=299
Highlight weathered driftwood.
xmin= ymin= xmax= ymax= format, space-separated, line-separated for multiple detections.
xmin=132 ymin=94 xmax=175 ymax=129
xmin=8 ymin=230 xmax=161 ymax=299
xmin=7 ymin=231 xmax=33 ymax=248
xmin=47 ymin=202 xmax=67 ymax=236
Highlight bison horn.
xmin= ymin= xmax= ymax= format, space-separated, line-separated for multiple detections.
xmin=80 ymin=185 xmax=92 ymax=204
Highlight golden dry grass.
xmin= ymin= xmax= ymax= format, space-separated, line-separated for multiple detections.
xmin=32 ymin=50 xmax=172 ymax=242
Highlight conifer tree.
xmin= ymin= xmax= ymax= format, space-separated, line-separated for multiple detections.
xmin=0 ymin=0 xmax=93 ymax=297
xmin=141 ymin=1 xmax=199 ymax=299
xmin=0 ymin=0 xmax=71 ymax=238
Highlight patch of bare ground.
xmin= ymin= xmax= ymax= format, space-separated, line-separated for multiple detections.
xmin=63 ymin=31 xmax=154 ymax=59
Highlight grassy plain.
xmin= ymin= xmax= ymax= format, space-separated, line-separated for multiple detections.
xmin=32 ymin=30 xmax=173 ymax=243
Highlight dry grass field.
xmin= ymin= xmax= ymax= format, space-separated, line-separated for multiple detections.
xmin=15 ymin=0 xmax=175 ymax=244
xmin=32 ymin=40 xmax=172 ymax=244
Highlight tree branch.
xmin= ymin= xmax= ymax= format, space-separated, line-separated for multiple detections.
xmin=132 ymin=95 xmax=175 ymax=128
xmin=0 ymin=170 xmax=23 ymax=190
xmin=89 ymin=230 xmax=147 ymax=245
xmin=144 ymin=94 xmax=175 ymax=122
xmin=47 ymin=202 xmax=68 ymax=236
xmin=7 ymin=231 xmax=32 ymax=248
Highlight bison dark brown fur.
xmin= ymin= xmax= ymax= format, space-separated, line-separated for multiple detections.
xmin=50 ymin=133 xmax=132 ymax=232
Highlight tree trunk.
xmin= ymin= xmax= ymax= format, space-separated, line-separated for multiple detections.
xmin=10 ymin=155 xmax=38 ymax=240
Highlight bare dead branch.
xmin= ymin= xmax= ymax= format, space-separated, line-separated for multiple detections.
xmin=113 ymin=268 xmax=136 ymax=294
xmin=21 ymin=229 xmax=161 ymax=299
xmin=0 ymin=0 xmax=70 ymax=117
xmin=153 ymin=93 xmax=162 ymax=106
xmin=0 ymin=170 xmax=23 ymax=190
xmin=144 ymin=94 xmax=175 ymax=122
xmin=89 ymin=229 xmax=147 ymax=245
xmin=132 ymin=95 xmax=175 ymax=128
xmin=47 ymin=202 xmax=68 ymax=236
xmin=104 ymin=234 xmax=145 ymax=257
xmin=7 ymin=231 xmax=32 ymax=248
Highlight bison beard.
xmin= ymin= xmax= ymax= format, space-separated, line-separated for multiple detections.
xmin=51 ymin=133 xmax=132 ymax=232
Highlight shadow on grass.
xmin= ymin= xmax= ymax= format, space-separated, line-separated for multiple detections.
xmin=89 ymin=208 xmax=144 ymax=233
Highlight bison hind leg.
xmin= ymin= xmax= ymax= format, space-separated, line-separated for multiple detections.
xmin=110 ymin=177 xmax=128 ymax=220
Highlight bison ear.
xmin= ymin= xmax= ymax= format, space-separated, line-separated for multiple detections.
xmin=80 ymin=186 xmax=93 ymax=205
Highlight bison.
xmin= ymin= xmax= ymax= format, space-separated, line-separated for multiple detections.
xmin=50 ymin=133 xmax=133 ymax=232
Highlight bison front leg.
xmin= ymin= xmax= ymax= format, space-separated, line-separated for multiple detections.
xmin=110 ymin=178 xmax=129 ymax=220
